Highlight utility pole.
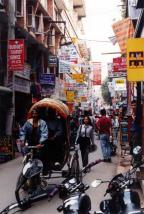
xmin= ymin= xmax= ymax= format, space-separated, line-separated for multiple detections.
xmin=5 ymin=0 xmax=15 ymax=135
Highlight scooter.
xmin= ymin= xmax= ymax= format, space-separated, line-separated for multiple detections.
xmin=57 ymin=159 xmax=104 ymax=214
xmin=91 ymin=155 xmax=144 ymax=214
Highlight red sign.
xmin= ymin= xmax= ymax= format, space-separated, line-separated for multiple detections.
xmin=113 ymin=57 xmax=126 ymax=72
xmin=8 ymin=39 xmax=25 ymax=71
xmin=92 ymin=62 xmax=101 ymax=85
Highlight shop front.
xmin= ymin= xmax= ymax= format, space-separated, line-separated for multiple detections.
xmin=0 ymin=86 xmax=13 ymax=163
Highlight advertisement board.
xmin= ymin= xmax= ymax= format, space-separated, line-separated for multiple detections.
xmin=8 ymin=39 xmax=25 ymax=71
xmin=127 ymin=38 xmax=144 ymax=81
xmin=92 ymin=62 xmax=101 ymax=85
xmin=113 ymin=57 xmax=126 ymax=72
xmin=40 ymin=74 xmax=55 ymax=85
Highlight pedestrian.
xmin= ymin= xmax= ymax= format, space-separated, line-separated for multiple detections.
xmin=112 ymin=114 xmax=119 ymax=146
xmin=75 ymin=116 xmax=94 ymax=169
xmin=19 ymin=109 xmax=48 ymax=175
xmin=97 ymin=108 xmax=112 ymax=162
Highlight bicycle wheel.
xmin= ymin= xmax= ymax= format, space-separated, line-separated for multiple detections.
xmin=70 ymin=156 xmax=82 ymax=184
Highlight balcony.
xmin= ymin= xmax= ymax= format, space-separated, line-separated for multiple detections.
xmin=55 ymin=0 xmax=67 ymax=10
xmin=73 ymin=0 xmax=84 ymax=7
xmin=73 ymin=0 xmax=86 ymax=18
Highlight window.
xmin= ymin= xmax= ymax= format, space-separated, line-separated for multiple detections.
xmin=16 ymin=0 xmax=24 ymax=17
xmin=48 ymin=28 xmax=55 ymax=46
xmin=27 ymin=5 xmax=35 ymax=30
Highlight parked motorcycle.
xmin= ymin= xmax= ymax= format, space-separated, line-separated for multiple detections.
xmin=91 ymin=158 xmax=144 ymax=214
xmin=57 ymin=159 xmax=104 ymax=214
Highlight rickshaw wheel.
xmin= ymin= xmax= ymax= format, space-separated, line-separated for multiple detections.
xmin=70 ymin=157 xmax=82 ymax=183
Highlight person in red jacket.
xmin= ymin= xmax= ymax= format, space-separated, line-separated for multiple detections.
xmin=97 ymin=108 xmax=112 ymax=162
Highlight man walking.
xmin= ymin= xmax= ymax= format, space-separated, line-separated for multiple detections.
xmin=97 ymin=108 xmax=112 ymax=162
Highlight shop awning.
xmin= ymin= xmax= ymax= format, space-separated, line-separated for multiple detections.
xmin=0 ymin=86 xmax=12 ymax=94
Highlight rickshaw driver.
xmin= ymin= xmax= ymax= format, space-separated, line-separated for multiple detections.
xmin=45 ymin=108 xmax=65 ymax=169
xmin=19 ymin=109 xmax=49 ymax=175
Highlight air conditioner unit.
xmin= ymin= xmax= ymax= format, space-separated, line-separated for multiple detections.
xmin=0 ymin=0 xmax=4 ymax=6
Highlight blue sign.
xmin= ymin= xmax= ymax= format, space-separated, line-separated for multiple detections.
xmin=40 ymin=74 xmax=55 ymax=85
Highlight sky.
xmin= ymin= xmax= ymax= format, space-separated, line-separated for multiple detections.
xmin=82 ymin=0 xmax=123 ymax=79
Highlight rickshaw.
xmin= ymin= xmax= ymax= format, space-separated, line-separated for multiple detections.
xmin=13 ymin=98 xmax=82 ymax=210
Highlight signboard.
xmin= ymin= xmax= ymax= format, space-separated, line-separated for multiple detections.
xmin=113 ymin=78 xmax=127 ymax=91
xmin=72 ymin=73 xmax=85 ymax=83
xmin=66 ymin=90 xmax=75 ymax=102
xmin=127 ymin=38 xmax=144 ymax=81
xmin=113 ymin=57 xmax=126 ymax=72
xmin=92 ymin=62 xmax=101 ymax=85
xmin=8 ymin=39 xmax=25 ymax=71
xmin=40 ymin=74 xmax=55 ymax=85
xmin=14 ymin=76 xmax=30 ymax=93
xmin=59 ymin=60 xmax=70 ymax=74
xmin=48 ymin=55 xmax=57 ymax=66
xmin=112 ymin=17 xmax=134 ymax=54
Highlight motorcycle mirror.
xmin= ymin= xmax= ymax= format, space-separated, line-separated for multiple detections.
xmin=133 ymin=146 xmax=142 ymax=155
xmin=91 ymin=179 xmax=102 ymax=188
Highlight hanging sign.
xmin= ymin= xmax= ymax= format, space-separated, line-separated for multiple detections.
xmin=66 ymin=90 xmax=75 ymax=102
xmin=8 ymin=39 xmax=25 ymax=71
xmin=40 ymin=74 xmax=55 ymax=85
xmin=48 ymin=55 xmax=57 ymax=66
xmin=72 ymin=73 xmax=85 ymax=83
xmin=112 ymin=17 xmax=134 ymax=54
xmin=127 ymin=38 xmax=144 ymax=81
xmin=113 ymin=57 xmax=126 ymax=72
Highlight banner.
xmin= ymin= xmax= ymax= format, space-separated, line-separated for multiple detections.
xmin=66 ymin=90 xmax=75 ymax=102
xmin=112 ymin=17 xmax=134 ymax=54
xmin=8 ymin=39 xmax=25 ymax=71
xmin=127 ymin=38 xmax=144 ymax=81
xmin=92 ymin=62 xmax=101 ymax=85
xmin=113 ymin=57 xmax=126 ymax=72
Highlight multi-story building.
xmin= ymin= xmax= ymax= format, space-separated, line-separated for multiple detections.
xmin=0 ymin=0 xmax=89 ymax=139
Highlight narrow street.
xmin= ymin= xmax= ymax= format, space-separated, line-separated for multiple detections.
xmin=0 ymin=136 xmax=119 ymax=214
xmin=0 ymin=0 xmax=144 ymax=213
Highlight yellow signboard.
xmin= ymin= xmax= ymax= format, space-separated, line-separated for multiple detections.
xmin=66 ymin=90 xmax=75 ymax=102
xmin=72 ymin=74 xmax=85 ymax=83
xmin=127 ymin=38 xmax=144 ymax=81
xmin=115 ymin=79 xmax=125 ymax=84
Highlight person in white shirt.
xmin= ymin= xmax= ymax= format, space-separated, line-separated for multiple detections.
xmin=112 ymin=114 xmax=119 ymax=145
xmin=76 ymin=116 xmax=94 ymax=167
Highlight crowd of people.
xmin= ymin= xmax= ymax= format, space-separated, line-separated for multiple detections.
xmin=69 ymin=107 xmax=120 ymax=166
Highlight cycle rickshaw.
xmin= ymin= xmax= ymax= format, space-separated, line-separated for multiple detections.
xmin=13 ymin=98 xmax=82 ymax=210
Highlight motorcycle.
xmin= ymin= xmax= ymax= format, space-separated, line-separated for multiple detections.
xmin=57 ymin=159 xmax=104 ymax=214
xmin=91 ymin=157 xmax=144 ymax=214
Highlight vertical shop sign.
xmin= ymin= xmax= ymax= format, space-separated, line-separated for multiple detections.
xmin=92 ymin=62 xmax=101 ymax=85
xmin=127 ymin=38 xmax=144 ymax=81
xmin=8 ymin=39 xmax=25 ymax=71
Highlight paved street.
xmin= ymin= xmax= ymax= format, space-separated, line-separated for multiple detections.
xmin=0 ymin=137 xmax=120 ymax=214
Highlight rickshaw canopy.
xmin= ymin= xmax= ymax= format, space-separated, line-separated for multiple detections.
xmin=28 ymin=98 xmax=70 ymax=119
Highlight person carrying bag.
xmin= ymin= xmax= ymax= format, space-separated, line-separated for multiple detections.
xmin=75 ymin=116 xmax=94 ymax=168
